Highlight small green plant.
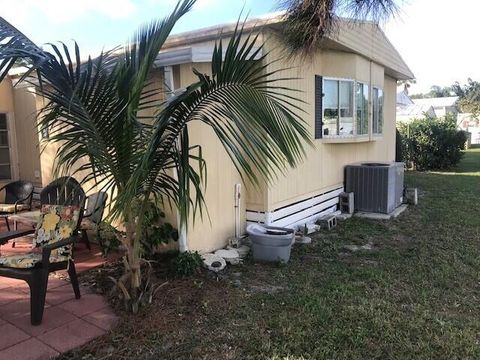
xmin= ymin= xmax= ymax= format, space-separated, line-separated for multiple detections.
xmin=171 ymin=251 xmax=203 ymax=276
xmin=97 ymin=222 xmax=122 ymax=256
xmin=395 ymin=129 xmax=404 ymax=162
xmin=132 ymin=198 xmax=179 ymax=256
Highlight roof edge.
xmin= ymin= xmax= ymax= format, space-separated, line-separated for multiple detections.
xmin=164 ymin=14 xmax=414 ymax=80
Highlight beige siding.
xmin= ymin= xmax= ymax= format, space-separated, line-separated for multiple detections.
xmin=328 ymin=21 xmax=414 ymax=80
xmin=4 ymin=21 xmax=404 ymax=253
xmin=263 ymin=35 xmax=397 ymax=210
xmin=162 ymin=33 xmax=399 ymax=250
xmin=371 ymin=62 xmax=384 ymax=88
xmin=173 ymin=63 xmax=248 ymax=252
xmin=38 ymin=104 xmax=56 ymax=187
xmin=0 ymin=79 xmax=15 ymax=114
xmin=0 ymin=79 xmax=19 ymax=187
xmin=138 ymin=70 xmax=165 ymax=120
xmin=12 ymin=86 xmax=43 ymax=186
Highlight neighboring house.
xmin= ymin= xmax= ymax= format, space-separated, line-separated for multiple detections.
xmin=0 ymin=79 xmax=41 ymax=187
xmin=413 ymin=96 xmax=458 ymax=118
xmin=396 ymin=87 xmax=414 ymax=107
xmin=396 ymin=87 xmax=436 ymax=123
xmin=457 ymin=113 xmax=480 ymax=145
xmin=396 ymin=104 xmax=436 ymax=123
xmin=0 ymin=15 xmax=413 ymax=253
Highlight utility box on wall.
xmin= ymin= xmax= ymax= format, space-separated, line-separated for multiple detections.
xmin=344 ymin=162 xmax=404 ymax=214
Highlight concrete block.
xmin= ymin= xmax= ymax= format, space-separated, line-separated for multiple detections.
xmin=317 ymin=214 xmax=337 ymax=230
xmin=354 ymin=204 xmax=408 ymax=220
xmin=336 ymin=213 xmax=352 ymax=221
xmin=405 ymin=188 xmax=418 ymax=205
xmin=339 ymin=192 xmax=354 ymax=214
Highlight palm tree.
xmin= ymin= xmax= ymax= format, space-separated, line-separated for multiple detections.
xmin=280 ymin=0 xmax=400 ymax=57
xmin=0 ymin=0 xmax=311 ymax=311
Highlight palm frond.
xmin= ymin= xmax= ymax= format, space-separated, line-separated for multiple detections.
xmin=279 ymin=0 xmax=400 ymax=57
xmin=0 ymin=17 xmax=49 ymax=81
xmin=3 ymin=1 xmax=311 ymax=246
xmin=23 ymin=1 xmax=195 ymax=221
xmin=117 ymin=21 xmax=311 ymax=229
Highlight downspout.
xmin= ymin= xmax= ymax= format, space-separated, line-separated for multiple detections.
xmin=164 ymin=66 xmax=188 ymax=252
xmin=164 ymin=66 xmax=175 ymax=97
xmin=369 ymin=60 xmax=373 ymax=141
xmin=234 ymin=183 xmax=241 ymax=238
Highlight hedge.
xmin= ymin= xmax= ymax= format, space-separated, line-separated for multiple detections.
xmin=397 ymin=115 xmax=467 ymax=171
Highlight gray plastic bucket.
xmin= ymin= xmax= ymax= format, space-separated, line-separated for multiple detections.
xmin=246 ymin=224 xmax=294 ymax=263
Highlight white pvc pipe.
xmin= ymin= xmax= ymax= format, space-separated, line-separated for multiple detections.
xmin=164 ymin=67 xmax=189 ymax=252
xmin=234 ymin=183 xmax=241 ymax=238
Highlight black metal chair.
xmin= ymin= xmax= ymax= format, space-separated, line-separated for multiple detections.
xmin=0 ymin=180 xmax=34 ymax=231
xmin=0 ymin=176 xmax=85 ymax=325
xmin=40 ymin=176 xmax=85 ymax=207
xmin=80 ymin=192 xmax=108 ymax=250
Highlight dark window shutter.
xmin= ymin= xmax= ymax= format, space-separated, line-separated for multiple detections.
xmin=315 ymin=75 xmax=323 ymax=139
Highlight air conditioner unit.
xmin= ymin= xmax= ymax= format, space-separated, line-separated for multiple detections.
xmin=345 ymin=162 xmax=404 ymax=214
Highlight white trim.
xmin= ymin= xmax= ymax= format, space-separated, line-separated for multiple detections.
xmin=273 ymin=198 xmax=339 ymax=227
xmin=7 ymin=112 xmax=19 ymax=181
xmin=155 ymin=45 xmax=263 ymax=68
xmin=0 ymin=113 xmax=19 ymax=181
xmin=322 ymin=77 xmax=380 ymax=140
xmin=246 ymin=211 xmax=265 ymax=223
xmin=246 ymin=186 xmax=343 ymax=230
xmin=322 ymin=77 xmax=355 ymax=138
xmin=270 ymin=187 xmax=343 ymax=222
xmin=163 ymin=66 xmax=175 ymax=98
xmin=277 ymin=207 xmax=339 ymax=229
xmin=322 ymin=135 xmax=370 ymax=144
xmin=323 ymin=76 xmax=355 ymax=82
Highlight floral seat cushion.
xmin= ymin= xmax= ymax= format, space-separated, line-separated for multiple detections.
xmin=0 ymin=205 xmax=80 ymax=269
xmin=0 ymin=203 xmax=30 ymax=213
xmin=0 ymin=252 xmax=69 ymax=269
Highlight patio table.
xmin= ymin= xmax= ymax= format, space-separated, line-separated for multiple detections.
xmin=9 ymin=210 xmax=40 ymax=228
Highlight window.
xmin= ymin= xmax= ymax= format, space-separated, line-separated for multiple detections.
xmin=323 ymin=79 xmax=354 ymax=137
xmin=372 ymin=87 xmax=384 ymax=134
xmin=40 ymin=126 xmax=49 ymax=140
xmin=316 ymin=76 xmax=386 ymax=140
xmin=356 ymin=82 xmax=369 ymax=135
xmin=0 ymin=114 xmax=11 ymax=180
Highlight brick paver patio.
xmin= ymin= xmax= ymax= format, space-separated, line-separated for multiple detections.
xmin=0 ymin=231 xmax=118 ymax=359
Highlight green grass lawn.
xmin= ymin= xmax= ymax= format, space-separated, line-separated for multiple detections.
xmin=63 ymin=150 xmax=480 ymax=360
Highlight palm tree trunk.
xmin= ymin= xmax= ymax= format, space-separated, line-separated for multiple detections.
xmin=173 ymin=163 xmax=189 ymax=253
xmin=124 ymin=219 xmax=141 ymax=290
xmin=177 ymin=213 xmax=188 ymax=252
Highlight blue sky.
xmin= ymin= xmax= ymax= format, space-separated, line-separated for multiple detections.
xmin=3 ymin=0 xmax=480 ymax=93
xmin=3 ymin=0 xmax=277 ymax=54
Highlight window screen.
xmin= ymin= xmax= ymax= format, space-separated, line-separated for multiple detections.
xmin=0 ymin=114 xmax=11 ymax=180
xmin=373 ymin=88 xmax=384 ymax=134
xmin=356 ymin=83 xmax=369 ymax=135
xmin=323 ymin=79 xmax=353 ymax=136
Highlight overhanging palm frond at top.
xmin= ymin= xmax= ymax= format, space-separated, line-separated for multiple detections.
xmin=279 ymin=0 xmax=400 ymax=57
xmin=0 ymin=17 xmax=50 ymax=82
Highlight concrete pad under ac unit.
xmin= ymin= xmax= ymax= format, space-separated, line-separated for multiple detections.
xmin=354 ymin=204 xmax=408 ymax=220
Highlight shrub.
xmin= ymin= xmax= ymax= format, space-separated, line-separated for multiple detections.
xmin=171 ymin=251 xmax=203 ymax=276
xmin=395 ymin=129 xmax=404 ymax=162
xmin=132 ymin=198 xmax=179 ymax=256
xmin=97 ymin=221 xmax=122 ymax=256
xmin=398 ymin=115 xmax=467 ymax=170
